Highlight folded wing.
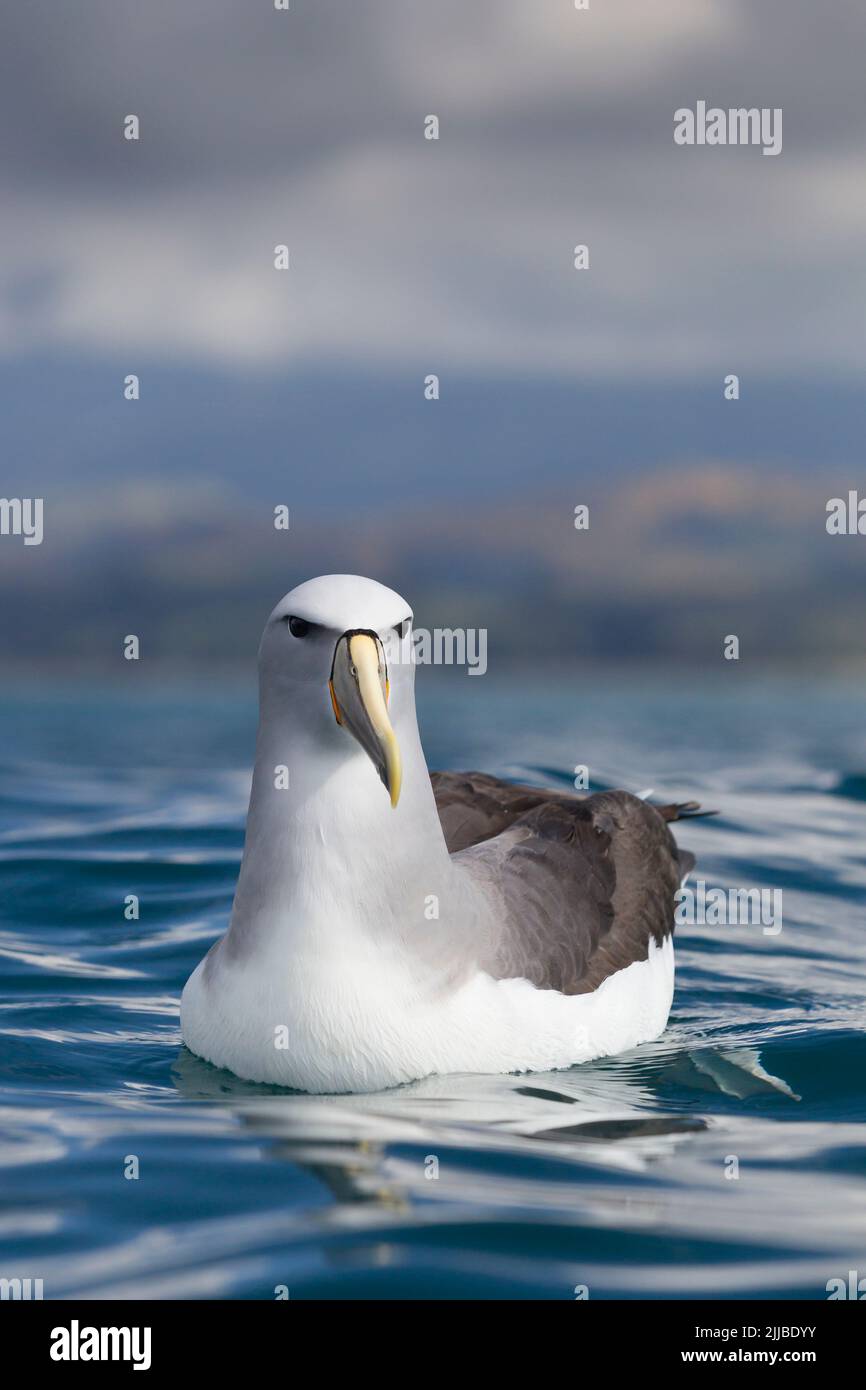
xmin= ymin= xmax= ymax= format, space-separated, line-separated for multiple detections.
xmin=432 ymin=771 xmax=693 ymax=995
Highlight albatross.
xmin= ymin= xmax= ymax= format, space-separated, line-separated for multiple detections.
xmin=181 ymin=574 xmax=703 ymax=1094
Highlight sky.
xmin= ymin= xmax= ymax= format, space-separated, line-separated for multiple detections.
xmin=3 ymin=0 xmax=866 ymax=374
xmin=1 ymin=2 xmax=863 ymax=672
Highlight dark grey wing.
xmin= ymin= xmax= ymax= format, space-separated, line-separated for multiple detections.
xmin=435 ymin=774 xmax=693 ymax=995
xmin=431 ymin=770 xmax=579 ymax=853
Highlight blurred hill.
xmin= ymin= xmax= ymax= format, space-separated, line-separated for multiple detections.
xmin=2 ymin=367 xmax=861 ymax=673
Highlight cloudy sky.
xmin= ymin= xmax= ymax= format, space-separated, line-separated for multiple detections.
xmin=3 ymin=0 xmax=865 ymax=375
xmin=2 ymin=2 xmax=863 ymax=671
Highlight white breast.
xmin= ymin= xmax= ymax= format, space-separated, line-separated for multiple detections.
xmin=181 ymin=934 xmax=674 ymax=1094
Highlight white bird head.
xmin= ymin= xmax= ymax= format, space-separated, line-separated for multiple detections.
xmin=257 ymin=574 xmax=413 ymax=807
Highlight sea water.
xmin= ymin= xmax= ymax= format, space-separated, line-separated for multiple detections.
xmin=0 ymin=674 xmax=864 ymax=1299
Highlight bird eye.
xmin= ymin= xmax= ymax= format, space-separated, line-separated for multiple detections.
xmin=287 ymin=616 xmax=311 ymax=638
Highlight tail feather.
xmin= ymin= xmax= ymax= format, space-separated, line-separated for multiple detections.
xmin=677 ymin=848 xmax=696 ymax=880
xmin=657 ymin=800 xmax=718 ymax=822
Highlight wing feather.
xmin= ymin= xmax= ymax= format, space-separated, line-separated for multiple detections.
xmin=432 ymin=772 xmax=692 ymax=995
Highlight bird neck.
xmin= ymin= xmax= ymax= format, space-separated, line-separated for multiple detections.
xmin=226 ymin=706 xmax=454 ymax=956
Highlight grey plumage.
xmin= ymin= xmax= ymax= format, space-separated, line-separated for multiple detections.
xmin=431 ymin=771 xmax=697 ymax=995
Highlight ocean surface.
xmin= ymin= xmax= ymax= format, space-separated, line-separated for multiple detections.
xmin=1 ymin=674 xmax=864 ymax=1300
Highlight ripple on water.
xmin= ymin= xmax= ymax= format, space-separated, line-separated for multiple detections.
xmin=0 ymin=680 xmax=864 ymax=1298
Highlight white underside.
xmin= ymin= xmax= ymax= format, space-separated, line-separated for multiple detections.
xmin=181 ymin=933 xmax=675 ymax=1094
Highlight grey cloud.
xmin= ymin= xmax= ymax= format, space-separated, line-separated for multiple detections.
xmin=1 ymin=1 xmax=864 ymax=371
xmin=4 ymin=1 xmax=865 ymax=188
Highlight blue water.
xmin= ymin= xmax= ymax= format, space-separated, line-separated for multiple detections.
xmin=1 ymin=675 xmax=865 ymax=1299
